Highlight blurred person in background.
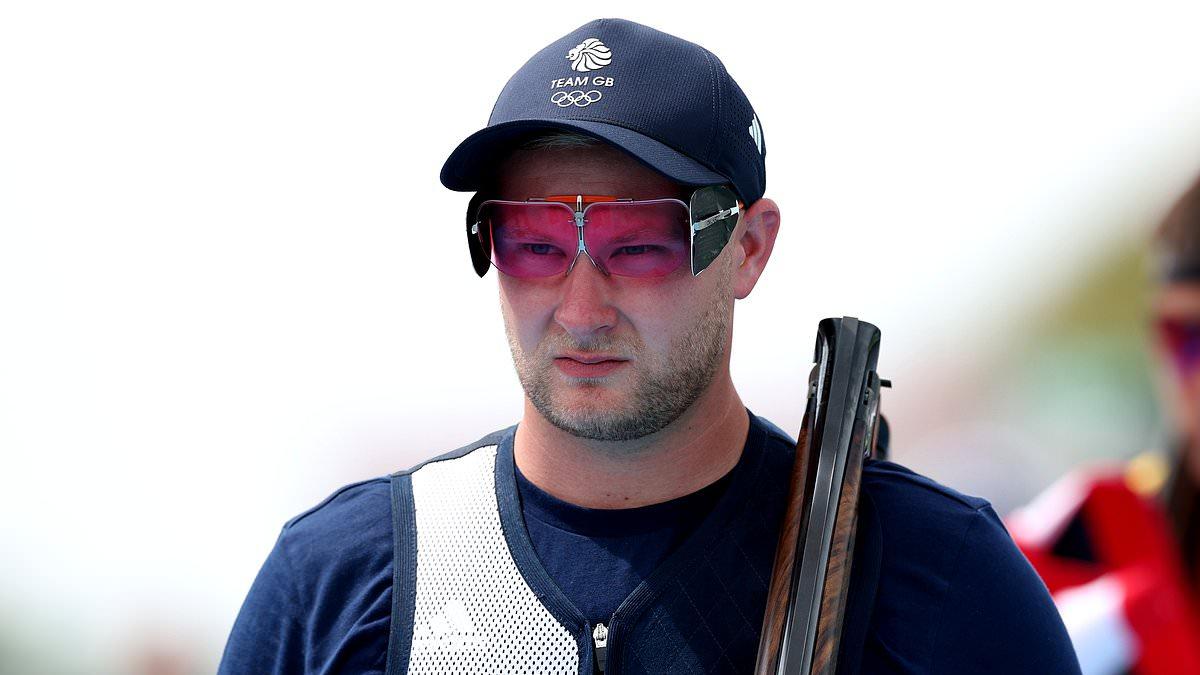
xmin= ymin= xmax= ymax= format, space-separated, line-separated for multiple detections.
xmin=1008 ymin=174 xmax=1200 ymax=674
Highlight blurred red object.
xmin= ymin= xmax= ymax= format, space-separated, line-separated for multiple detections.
xmin=1007 ymin=464 xmax=1200 ymax=675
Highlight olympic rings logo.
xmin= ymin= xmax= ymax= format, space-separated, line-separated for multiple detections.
xmin=550 ymin=90 xmax=603 ymax=107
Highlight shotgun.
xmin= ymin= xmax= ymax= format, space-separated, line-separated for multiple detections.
xmin=754 ymin=317 xmax=889 ymax=675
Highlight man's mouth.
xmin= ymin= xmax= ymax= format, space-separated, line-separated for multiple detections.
xmin=553 ymin=354 xmax=628 ymax=377
xmin=556 ymin=352 xmax=628 ymax=364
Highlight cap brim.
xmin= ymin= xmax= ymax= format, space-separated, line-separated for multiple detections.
xmin=439 ymin=119 xmax=729 ymax=193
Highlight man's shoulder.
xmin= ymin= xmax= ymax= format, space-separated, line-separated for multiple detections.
xmin=849 ymin=460 xmax=1078 ymax=672
xmin=275 ymin=475 xmax=394 ymax=586
xmin=856 ymin=458 xmax=1012 ymax=578
xmin=279 ymin=425 xmax=517 ymax=551
xmin=753 ymin=415 xmax=1018 ymax=582
xmin=753 ymin=413 xmax=993 ymax=522
xmin=283 ymin=475 xmax=392 ymax=537
xmin=861 ymin=458 xmax=994 ymax=525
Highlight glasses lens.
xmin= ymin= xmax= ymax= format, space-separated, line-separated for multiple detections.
xmin=690 ymin=185 xmax=741 ymax=275
xmin=584 ymin=201 xmax=690 ymax=278
xmin=1159 ymin=317 xmax=1200 ymax=376
xmin=478 ymin=201 xmax=578 ymax=278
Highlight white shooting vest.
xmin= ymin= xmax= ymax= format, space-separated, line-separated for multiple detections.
xmin=381 ymin=415 xmax=877 ymax=675
xmin=403 ymin=442 xmax=580 ymax=673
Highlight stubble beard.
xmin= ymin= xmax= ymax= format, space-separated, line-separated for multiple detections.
xmin=503 ymin=274 xmax=732 ymax=443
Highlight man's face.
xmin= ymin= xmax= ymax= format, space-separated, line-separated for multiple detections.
xmin=492 ymin=143 xmax=740 ymax=443
xmin=1153 ymin=281 xmax=1200 ymax=444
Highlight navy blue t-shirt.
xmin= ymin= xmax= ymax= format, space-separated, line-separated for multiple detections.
xmin=515 ymin=459 xmax=733 ymax=625
xmin=218 ymin=413 xmax=1081 ymax=673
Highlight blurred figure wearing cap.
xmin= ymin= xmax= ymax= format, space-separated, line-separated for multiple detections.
xmin=1009 ymin=177 xmax=1200 ymax=675
xmin=219 ymin=18 xmax=1079 ymax=674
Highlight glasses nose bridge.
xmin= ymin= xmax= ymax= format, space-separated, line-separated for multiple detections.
xmin=564 ymin=247 xmax=609 ymax=277
xmin=562 ymin=198 xmax=611 ymax=278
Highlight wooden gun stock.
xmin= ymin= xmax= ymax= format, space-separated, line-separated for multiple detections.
xmin=754 ymin=317 xmax=887 ymax=675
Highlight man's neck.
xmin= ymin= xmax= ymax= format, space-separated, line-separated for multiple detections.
xmin=513 ymin=377 xmax=750 ymax=509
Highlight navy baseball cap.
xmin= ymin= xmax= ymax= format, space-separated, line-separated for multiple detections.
xmin=439 ymin=17 xmax=767 ymax=206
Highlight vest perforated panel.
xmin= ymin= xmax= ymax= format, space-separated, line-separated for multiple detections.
xmin=407 ymin=445 xmax=580 ymax=674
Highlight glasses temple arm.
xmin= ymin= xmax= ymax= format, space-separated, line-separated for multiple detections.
xmin=692 ymin=204 xmax=741 ymax=232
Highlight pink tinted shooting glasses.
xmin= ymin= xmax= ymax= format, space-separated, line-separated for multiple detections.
xmin=465 ymin=184 xmax=744 ymax=279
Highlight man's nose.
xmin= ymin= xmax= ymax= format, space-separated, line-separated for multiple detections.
xmin=553 ymin=250 xmax=618 ymax=342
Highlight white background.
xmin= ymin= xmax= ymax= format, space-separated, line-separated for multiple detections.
xmin=2 ymin=1 xmax=1200 ymax=671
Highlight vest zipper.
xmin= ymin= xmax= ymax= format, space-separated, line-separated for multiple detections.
xmin=592 ymin=622 xmax=609 ymax=673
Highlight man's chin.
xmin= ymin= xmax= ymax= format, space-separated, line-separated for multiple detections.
xmin=533 ymin=391 xmax=651 ymax=441
xmin=546 ymin=391 xmax=630 ymax=423
xmin=543 ymin=410 xmax=656 ymax=442
xmin=519 ymin=363 xmax=667 ymax=441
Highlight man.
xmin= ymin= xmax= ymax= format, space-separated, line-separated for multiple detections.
xmin=219 ymin=18 xmax=1080 ymax=674
xmin=1009 ymin=176 xmax=1200 ymax=674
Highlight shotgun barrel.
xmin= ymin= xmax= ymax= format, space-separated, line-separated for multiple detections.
xmin=754 ymin=317 xmax=886 ymax=675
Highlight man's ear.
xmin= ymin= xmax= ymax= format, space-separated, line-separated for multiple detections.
xmin=731 ymin=197 xmax=780 ymax=299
